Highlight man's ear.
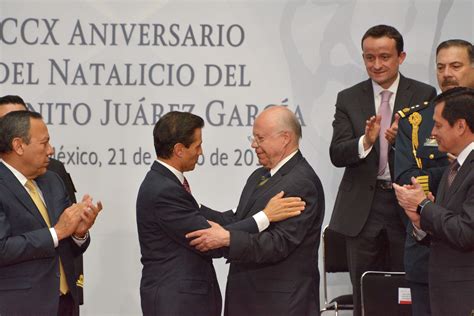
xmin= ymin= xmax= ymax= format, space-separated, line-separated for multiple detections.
xmin=11 ymin=137 xmax=24 ymax=155
xmin=456 ymin=119 xmax=468 ymax=136
xmin=173 ymin=143 xmax=184 ymax=158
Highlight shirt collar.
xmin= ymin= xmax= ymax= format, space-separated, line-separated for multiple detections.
xmin=372 ymin=72 xmax=400 ymax=99
xmin=156 ymin=159 xmax=185 ymax=184
xmin=456 ymin=142 xmax=474 ymax=167
xmin=269 ymin=150 xmax=298 ymax=177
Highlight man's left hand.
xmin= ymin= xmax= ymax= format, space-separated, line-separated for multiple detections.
xmin=74 ymin=194 xmax=103 ymax=238
xmin=186 ymin=221 xmax=230 ymax=252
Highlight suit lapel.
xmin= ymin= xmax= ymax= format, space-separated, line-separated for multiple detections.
xmin=393 ymin=74 xmax=414 ymax=120
xmin=236 ymin=168 xmax=266 ymax=219
xmin=361 ymin=79 xmax=376 ymax=120
xmin=36 ymin=174 xmax=58 ymax=226
xmin=151 ymin=161 xmax=199 ymax=207
xmin=0 ymin=163 xmax=48 ymax=227
xmin=445 ymin=150 xmax=474 ymax=198
xmin=237 ymin=152 xmax=303 ymax=219
xmin=360 ymin=80 xmax=379 ymax=154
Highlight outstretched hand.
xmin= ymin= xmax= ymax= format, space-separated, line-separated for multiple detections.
xmin=263 ymin=191 xmax=305 ymax=222
xmin=186 ymin=221 xmax=230 ymax=252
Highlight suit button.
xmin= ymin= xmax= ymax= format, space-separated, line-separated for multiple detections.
xmin=429 ymin=154 xmax=434 ymax=159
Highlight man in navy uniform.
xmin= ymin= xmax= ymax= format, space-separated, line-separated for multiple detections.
xmin=394 ymin=39 xmax=474 ymax=315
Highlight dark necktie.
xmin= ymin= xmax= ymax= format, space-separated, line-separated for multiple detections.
xmin=257 ymin=171 xmax=271 ymax=187
xmin=378 ymin=90 xmax=393 ymax=176
xmin=447 ymin=160 xmax=460 ymax=188
xmin=182 ymin=177 xmax=191 ymax=194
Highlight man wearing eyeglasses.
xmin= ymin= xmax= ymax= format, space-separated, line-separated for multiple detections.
xmin=187 ymin=105 xmax=325 ymax=316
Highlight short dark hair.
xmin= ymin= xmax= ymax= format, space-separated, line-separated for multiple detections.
xmin=433 ymin=87 xmax=474 ymax=132
xmin=361 ymin=24 xmax=404 ymax=55
xmin=0 ymin=111 xmax=43 ymax=154
xmin=0 ymin=95 xmax=27 ymax=108
xmin=153 ymin=111 xmax=204 ymax=159
xmin=436 ymin=39 xmax=474 ymax=65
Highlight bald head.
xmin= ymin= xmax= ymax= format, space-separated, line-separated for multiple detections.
xmin=251 ymin=106 xmax=301 ymax=169
xmin=257 ymin=106 xmax=301 ymax=143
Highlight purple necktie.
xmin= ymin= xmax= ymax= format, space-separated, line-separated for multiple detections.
xmin=182 ymin=177 xmax=191 ymax=194
xmin=378 ymin=90 xmax=393 ymax=176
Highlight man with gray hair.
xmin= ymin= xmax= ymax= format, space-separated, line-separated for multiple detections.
xmin=187 ymin=106 xmax=325 ymax=316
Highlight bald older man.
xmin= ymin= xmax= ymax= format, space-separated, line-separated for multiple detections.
xmin=187 ymin=106 xmax=325 ymax=316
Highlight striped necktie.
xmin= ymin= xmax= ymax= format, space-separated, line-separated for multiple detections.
xmin=447 ymin=160 xmax=460 ymax=188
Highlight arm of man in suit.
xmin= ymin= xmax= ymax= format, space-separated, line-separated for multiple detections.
xmin=190 ymin=192 xmax=306 ymax=249
xmin=226 ymin=178 xmax=322 ymax=263
xmin=0 ymin=192 xmax=83 ymax=267
xmin=330 ymin=91 xmax=378 ymax=167
xmin=420 ymin=184 xmax=474 ymax=251
xmin=200 ymin=191 xmax=305 ymax=232
xmin=187 ymin=177 xmax=320 ymax=262
xmin=150 ymin=188 xmax=224 ymax=258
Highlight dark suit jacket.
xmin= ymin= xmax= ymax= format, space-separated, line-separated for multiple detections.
xmin=420 ymin=150 xmax=474 ymax=316
xmin=394 ymin=103 xmax=448 ymax=283
xmin=329 ymin=75 xmax=436 ymax=237
xmin=136 ymin=161 xmax=257 ymax=316
xmin=202 ymin=152 xmax=324 ymax=316
xmin=0 ymin=163 xmax=89 ymax=315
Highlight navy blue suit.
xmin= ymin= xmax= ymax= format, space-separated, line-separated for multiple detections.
xmin=0 ymin=163 xmax=89 ymax=315
xmin=136 ymin=161 xmax=257 ymax=316
xmin=202 ymin=151 xmax=324 ymax=316
xmin=395 ymin=102 xmax=448 ymax=315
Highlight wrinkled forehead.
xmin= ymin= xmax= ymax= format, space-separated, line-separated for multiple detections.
xmin=436 ymin=46 xmax=470 ymax=64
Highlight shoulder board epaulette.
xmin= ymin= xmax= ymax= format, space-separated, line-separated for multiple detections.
xmin=397 ymin=101 xmax=430 ymax=119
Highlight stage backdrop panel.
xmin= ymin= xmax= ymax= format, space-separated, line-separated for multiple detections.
xmin=0 ymin=0 xmax=472 ymax=314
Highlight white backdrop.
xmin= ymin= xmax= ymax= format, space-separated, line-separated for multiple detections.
xmin=0 ymin=0 xmax=472 ymax=314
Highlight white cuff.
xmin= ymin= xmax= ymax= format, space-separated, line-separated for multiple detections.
xmin=358 ymin=136 xmax=372 ymax=158
xmin=253 ymin=211 xmax=270 ymax=232
xmin=72 ymin=232 xmax=89 ymax=247
xmin=412 ymin=223 xmax=427 ymax=240
xmin=49 ymin=227 xmax=59 ymax=248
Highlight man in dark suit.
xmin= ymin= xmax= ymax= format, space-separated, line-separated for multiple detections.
xmin=136 ymin=111 xmax=305 ymax=315
xmin=0 ymin=111 xmax=102 ymax=315
xmin=395 ymin=39 xmax=473 ymax=315
xmin=394 ymin=87 xmax=474 ymax=316
xmin=0 ymin=94 xmax=85 ymax=312
xmin=328 ymin=24 xmax=437 ymax=316
xmin=187 ymin=106 xmax=325 ymax=316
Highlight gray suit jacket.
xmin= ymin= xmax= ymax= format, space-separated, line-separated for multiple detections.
xmin=0 ymin=163 xmax=89 ymax=315
xmin=329 ymin=75 xmax=436 ymax=237
xmin=421 ymin=150 xmax=474 ymax=316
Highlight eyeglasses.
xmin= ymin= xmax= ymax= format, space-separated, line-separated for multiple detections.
xmin=248 ymin=131 xmax=285 ymax=146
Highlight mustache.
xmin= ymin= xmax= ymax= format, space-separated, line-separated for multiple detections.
xmin=441 ymin=79 xmax=458 ymax=87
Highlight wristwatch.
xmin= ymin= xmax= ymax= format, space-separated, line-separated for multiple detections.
xmin=416 ymin=198 xmax=431 ymax=215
